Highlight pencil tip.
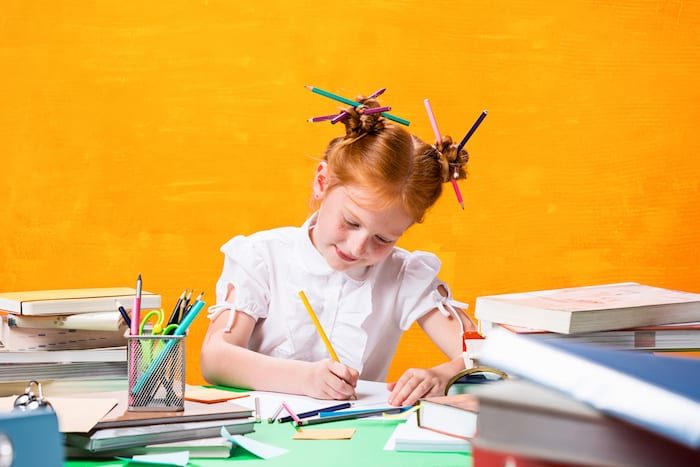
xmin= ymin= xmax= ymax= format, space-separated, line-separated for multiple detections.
xmin=304 ymin=85 xmax=313 ymax=90
xmin=460 ymin=203 xmax=465 ymax=210
xmin=137 ymin=273 xmax=142 ymax=280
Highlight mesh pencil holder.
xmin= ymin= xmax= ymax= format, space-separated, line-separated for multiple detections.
xmin=127 ymin=335 xmax=186 ymax=412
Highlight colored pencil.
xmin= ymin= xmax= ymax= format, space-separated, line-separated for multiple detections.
xmin=331 ymin=87 xmax=387 ymax=124
xmin=456 ymin=110 xmax=488 ymax=155
xmin=130 ymin=274 xmax=142 ymax=336
xmin=277 ymin=402 xmax=352 ymax=423
xmin=295 ymin=406 xmax=405 ymax=426
xmin=267 ymin=403 xmax=284 ymax=423
xmin=298 ymin=290 xmax=339 ymax=362
xmin=305 ymin=85 xmax=410 ymax=126
xmin=362 ymin=106 xmax=391 ymax=115
xmin=423 ymin=99 xmax=442 ymax=143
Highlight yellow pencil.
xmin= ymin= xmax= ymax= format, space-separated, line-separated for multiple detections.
xmin=298 ymin=290 xmax=339 ymax=362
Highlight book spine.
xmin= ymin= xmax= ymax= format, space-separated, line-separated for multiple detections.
xmin=0 ymin=317 xmax=127 ymax=351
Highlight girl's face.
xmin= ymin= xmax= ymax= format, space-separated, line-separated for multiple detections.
xmin=311 ymin=166 xmax=413 ymax=272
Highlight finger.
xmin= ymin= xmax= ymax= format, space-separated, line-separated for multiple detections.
xmin=323 ymin=367 xmax=356 ymax=399
xmin=386 ymin=381 xmax=396 ymax=391
xmin=400 ymin=378 xmax=435 ymax=406
xmin=388 ymin=372 xmax=419 ymax=406
xmin=329 ymin=361 xmax=358 ymax=387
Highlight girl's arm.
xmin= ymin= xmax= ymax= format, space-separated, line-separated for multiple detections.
xmin=387 ymin=289 xmax=476 ymax=406
xmin=200 ymin=288 xmax=358 ymax=400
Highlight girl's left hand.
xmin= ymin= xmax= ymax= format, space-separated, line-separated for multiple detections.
xmin=386 ymin=368 xmax=445 ymax=406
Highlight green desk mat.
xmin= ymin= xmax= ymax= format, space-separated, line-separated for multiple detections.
xmin=65 ymin=418 xmax=471 ymax=467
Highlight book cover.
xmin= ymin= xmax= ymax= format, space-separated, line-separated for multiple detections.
xmin=64 ymin=418 xmax=255 ymax=452
xmin=0 ymin=287 xmax=161 ymax=316
xmin=0 ymin=316 xmax=127 ymax=351
xmin=93 ymin=393 xmax=253 ymax=430
xmin=479 ymin=328 xmax=700 ymax=449
xmin=65 ymin=437 xmax=233 ymax=459
xmin=475 ymin=282 xmax=700 ymax=334
xmin=484 ymin=321 xmax=700 ymax=351
xmin=472 ymin=379 xmax=700 ymax=467
xmin=417 ymin=394 xmax=478 ymax=440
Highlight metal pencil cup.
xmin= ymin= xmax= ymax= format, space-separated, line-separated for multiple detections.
xmin=127 ymin=335 xmax=185 ymax=412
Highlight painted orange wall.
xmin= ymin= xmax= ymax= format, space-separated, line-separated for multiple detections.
xmin=1 ymin=1 xmax=699 ymax=384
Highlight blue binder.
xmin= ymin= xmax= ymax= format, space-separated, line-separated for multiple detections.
xmin=0 ymin=409 xmax=63 ymax=467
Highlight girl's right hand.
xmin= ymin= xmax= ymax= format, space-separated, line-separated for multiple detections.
xmin=305 ymin=359 xmax=359 ymax=400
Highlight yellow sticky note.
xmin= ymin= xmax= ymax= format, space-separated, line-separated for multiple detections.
xmin=184 ymin=385 xmax=250 ymax=403
xmin=293 ymin=428 xmax=356 ymax=440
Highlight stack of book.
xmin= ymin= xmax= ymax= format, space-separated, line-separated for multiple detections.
xmin=473 ymin=327 xmax=700 ymax=466
xmin=475 ymin=282 xmax=700 ymax=351
xmin=0 ymin=287 xmax=161 ymax=395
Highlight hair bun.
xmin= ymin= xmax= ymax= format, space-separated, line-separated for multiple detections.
xmin=342 ymin=97 xmax=386 ymax=139
xmin=433 ymin=135 xmax=469 ymax=183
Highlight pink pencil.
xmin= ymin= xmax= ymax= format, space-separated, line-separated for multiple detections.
xmin=423 ymin=99 xmax=442 ymax=143
xmin=281 ymin=401 xmax=302 ymax=430
xmin=424 ymin=99 xmax=463 ymax=209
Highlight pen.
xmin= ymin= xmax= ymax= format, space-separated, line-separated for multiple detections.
xmin=295 ymin=406 xmax=406 ymax=426
xmin=305 ymin=85 xmax=410 ymax=126
xmin=277 ymin=402 xmax=352 ymax=423
xmin=115 ymin=300 xmax=131 ymax=328
xmin=255 ymin=397 xmax=261 ymax=423
xmin=130 ymin=274 xmax=142 ymax=336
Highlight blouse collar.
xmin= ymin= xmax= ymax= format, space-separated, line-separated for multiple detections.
xmin=294 ymin=213 xmax=373 ymax=282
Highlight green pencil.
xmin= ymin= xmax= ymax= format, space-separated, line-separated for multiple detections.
xmin=305 ymin=85 xmax=410 ymax=126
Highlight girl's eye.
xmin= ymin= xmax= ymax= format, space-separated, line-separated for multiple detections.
xmin=375 ymin=236 xmax=392 ymax=245
xmin=345 ymin=219 xmax=360 ymax=228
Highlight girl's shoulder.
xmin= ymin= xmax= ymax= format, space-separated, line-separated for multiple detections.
xmin=220 ymin=225 xmax=299 ymax=259
xmin=380 ymin=247 xmax=442 ymax=276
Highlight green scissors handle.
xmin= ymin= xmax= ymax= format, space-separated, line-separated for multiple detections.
xmin=139 ymin=309 xmax=165 ymax=335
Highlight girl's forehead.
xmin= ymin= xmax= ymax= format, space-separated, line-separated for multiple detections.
xmin=341 ymin=186 xmax=413 ymax=233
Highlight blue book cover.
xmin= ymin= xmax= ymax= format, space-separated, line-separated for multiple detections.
xmin=480 ymin=328 xmax=700 ymax=449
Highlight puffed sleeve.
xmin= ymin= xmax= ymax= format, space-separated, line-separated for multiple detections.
xmin=396 ymin=251 xmax=450 ymax=330
xmin=209 ymin=235 xmax=270 ymax=329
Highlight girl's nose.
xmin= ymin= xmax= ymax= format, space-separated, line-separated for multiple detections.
xmin=348 ymin=232 xmax=369 ymax=258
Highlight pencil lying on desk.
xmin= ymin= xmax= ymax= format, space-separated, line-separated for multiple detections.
xmin=277 ymin=402 xmax=352 ymax=423
xmin=295 ymin=406 xmax=406 ymax=426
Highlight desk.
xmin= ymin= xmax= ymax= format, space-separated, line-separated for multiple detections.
xmin=66 ymin=417 xmax=471 ymax=467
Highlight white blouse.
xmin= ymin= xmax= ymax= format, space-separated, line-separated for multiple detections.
xmin=208 ymin=214 xmax=462 ymax=381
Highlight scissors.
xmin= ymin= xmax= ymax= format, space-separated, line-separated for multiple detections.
xmin=139 ymin=309 xmax=179 ymax=336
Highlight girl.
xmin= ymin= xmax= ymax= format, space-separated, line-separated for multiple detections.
xmin=201 ymin=96 xmax=476 ymax=406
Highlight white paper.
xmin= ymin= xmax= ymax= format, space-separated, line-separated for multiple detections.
xmin=117 ymin=451 xmax=189 ymax=466
xmin=221 ymin=427 xmax=288 ymax=459
xmin=383 ymin=413 xmax=470 ymax=452
xmin=234 ymin=380 xmax=391 ymax=419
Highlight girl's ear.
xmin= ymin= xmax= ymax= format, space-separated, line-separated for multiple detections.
xmin=313 ymin=161 xmax=329 ymax=200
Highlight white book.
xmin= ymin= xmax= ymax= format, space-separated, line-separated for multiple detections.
xmin=385 ymin=413 xmax=471 ymax=453
xmin=0 ymin=346 xmax=126 ymax=364
xmin=475 ymin=282 xmax=700 ymax=334
xmin=7 ymin=311 xmax=124 ymax=331
xmin=0 ymin=287 xmax=161 ymax=316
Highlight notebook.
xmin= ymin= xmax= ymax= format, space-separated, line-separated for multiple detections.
xmin=0 ymin=288 xmax=161 ymax=316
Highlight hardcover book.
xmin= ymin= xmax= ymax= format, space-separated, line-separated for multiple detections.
xmin=475 ymin=282 xmax=700 ymax=334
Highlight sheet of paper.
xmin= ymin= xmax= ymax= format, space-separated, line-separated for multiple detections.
xmin=184 ymin=385 xmax=250 ymax=403
xmin=234 ymin=380 xmax=391 ymax=419
xmin=0 ymin=395 xmax=117 ymax=433
xmin=117 ymin=451 xmax=189 ymax=466
xmin=293 ymin=428 xmax=355 ymax=440
xmin=221 ymin=427 xmax=288 ymax=459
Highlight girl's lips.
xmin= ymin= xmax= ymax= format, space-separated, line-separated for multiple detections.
xmin=335 ymin=246 xmax=358 ymax=262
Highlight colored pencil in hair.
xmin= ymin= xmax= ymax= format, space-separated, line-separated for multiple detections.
xmin=305 ymin=85 xmax=410 ymax=126
xmin=456 ymin=110 xmax=488 ymax=155
xmin=424 ymin=98 xmax=463 ymax=209
xmin=331 ymin=87 xmax=387 ymax=124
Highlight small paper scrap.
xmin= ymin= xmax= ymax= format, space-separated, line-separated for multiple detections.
xmin=293 ymin=428 xmax=356 ymax=440
xmin=221 ymin=426 xmax=288 ymax=459
xmin=117 ymin=451 xmax=189 ymax=466
xmin=184 ymin=385 xmax=250 ymax=403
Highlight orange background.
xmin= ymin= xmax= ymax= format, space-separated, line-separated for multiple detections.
xmin=1 ymin=1 xmax=699 ymax=384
